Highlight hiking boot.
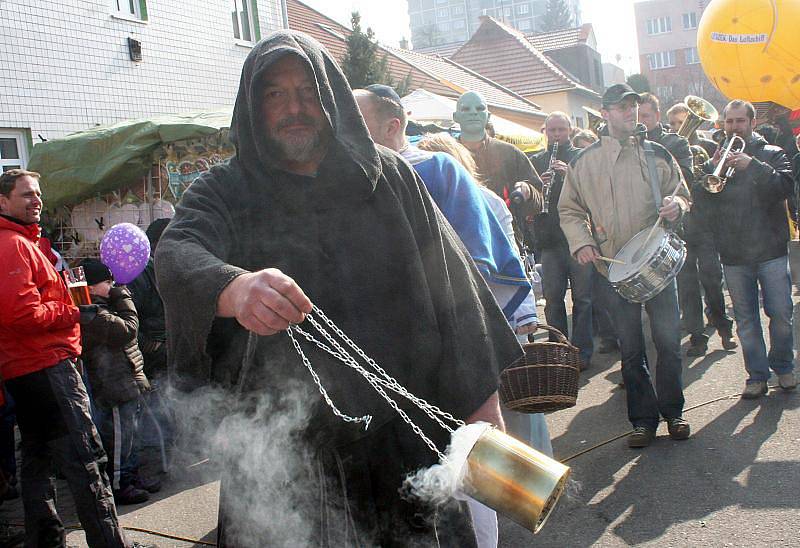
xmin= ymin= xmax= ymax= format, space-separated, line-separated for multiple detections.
xmin=666 ymin=418 xmax=691 ymax=440
xmin=598 ymin=339 xmax=619 ymax=354
xmin=741 ymin=381 xmax=768 ymax=399
xmin=719 ymin=328 xmax=738 ymax=350
xmin=114 ymin=484 xmax=150 ymax=505
xmin=778 ymin=372 xmax=797 ymax=390
xmin=686 ymin=340 xmax=708 ymax=357
xmin=627 ymin=426 xmax=655 ymax=448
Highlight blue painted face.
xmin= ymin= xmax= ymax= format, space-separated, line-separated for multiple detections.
xmin=453 ymin=92 xmax=489 ymax=141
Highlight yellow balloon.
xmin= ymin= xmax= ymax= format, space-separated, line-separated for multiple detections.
xmin=697 ymin=0 xmax=800 ymax=109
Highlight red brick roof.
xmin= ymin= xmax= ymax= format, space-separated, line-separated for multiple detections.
xmin=526 ymin=23 xmax=593 ymax=52
xmin=451 ymin=17 xmax=599 ymax=98
xmin=286 ymin=0 xmax=543 ymax=117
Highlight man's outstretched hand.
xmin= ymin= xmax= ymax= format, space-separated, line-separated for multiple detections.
xmin=217 ymin=268 xmax=313 ymax=336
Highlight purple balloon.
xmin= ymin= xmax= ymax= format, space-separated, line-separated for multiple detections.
xmin=100 ymin=222 xmax=151 ymax=284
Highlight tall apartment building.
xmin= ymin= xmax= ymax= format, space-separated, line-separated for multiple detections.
xmin=0 ymin=0 xmax=285 ymax=170
xmin=634 ymin=0 xmax=726 ymax=111
xmin=408 ymin=0 xmax=581 ymax=49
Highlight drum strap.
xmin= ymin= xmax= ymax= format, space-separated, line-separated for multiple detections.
xmin=642 ymin=140 xmax=662 ymax=212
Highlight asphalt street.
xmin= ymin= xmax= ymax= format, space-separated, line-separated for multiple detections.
xmin=1 ymin=295 xmax=798 ymax=547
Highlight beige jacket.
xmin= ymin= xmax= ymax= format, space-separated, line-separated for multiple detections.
xmin=558 ymin=135 xmax=689 ymax=275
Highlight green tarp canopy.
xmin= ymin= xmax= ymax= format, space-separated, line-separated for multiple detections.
xmin=28 ymin=109 xmax=232 ymax=209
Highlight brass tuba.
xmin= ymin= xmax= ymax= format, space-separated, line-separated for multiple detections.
xmin=677 ymin=95 xmax=718 ymax=139
xmin=582 ymin=106 xmax=605 ymax=135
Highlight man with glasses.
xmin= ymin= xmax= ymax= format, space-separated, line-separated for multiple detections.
xmin=559 ymin=84 xmax=692 ymax=448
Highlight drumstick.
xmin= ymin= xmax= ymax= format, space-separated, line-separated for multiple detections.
xmin=596 ymin=255 xmax=626 ymax=265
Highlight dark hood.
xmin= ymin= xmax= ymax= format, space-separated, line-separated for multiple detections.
xmin=230 ymin=30 xmax=381 ymax=187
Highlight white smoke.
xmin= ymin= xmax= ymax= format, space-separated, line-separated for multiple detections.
xmin=401 ymin=422 xmax=490 ymax=505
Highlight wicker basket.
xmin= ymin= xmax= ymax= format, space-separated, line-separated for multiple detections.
xmin=499 ymin=325 xmax=581 ymax=413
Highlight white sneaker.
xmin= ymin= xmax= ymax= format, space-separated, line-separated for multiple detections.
xmin=778 ymin=372 xmax=797 ymax=390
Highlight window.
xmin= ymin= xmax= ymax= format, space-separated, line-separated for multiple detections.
xmin=517 ymin=3 xmax=530 ymax=15
xmin=504 ymin=7 xmax=512 ymax=17
xmin=656 ymin=85 xmax=674 ymax=99
xmin=452 ymin=5 xmax=464 ymax=15
xmin=111 ymin=0 xmax=147 ymax=21
xmin=646 ymin=16 xmax=672 ymax=35
xmin=437 ymin=8 xmax=448 ymax=18
xmin=231 ymin=0 xmax=260 ymax=43
xmin=517 ymin=19 xmax=532 ymax=31
xmin=688 ymin=81 xmax=705 ymax=96
xmin=685 ymin=47 xmax=700 ymax=64
xmin=682 ymin=12 xmax=698 ymax=29
xmin=0 ymin=131 xmax=28 ymax=172
xmin=453 ymin=19 xmax=466 ymax=30
xmin=648 ymin=50 xmax=676 ymax=70
xmin=437 ymin=22 xmax=450 ymax=33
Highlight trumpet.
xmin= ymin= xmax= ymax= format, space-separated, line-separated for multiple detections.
xmin=541 ymin=140 xmax=559 ymax=214
xmin=701 ymin=135 xmax=746 ymax=193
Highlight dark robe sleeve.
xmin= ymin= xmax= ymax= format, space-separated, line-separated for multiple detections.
xmin=155 ymin=167 xmax=249 ymax=392
xmin=513 ymin=145 xmax=543 ymax=218
xmin=386 ymin=156 xmax=523 ymax=420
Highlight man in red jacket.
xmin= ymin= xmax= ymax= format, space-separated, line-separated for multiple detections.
xmin=0 ymin=169 xmax=131 ymax=547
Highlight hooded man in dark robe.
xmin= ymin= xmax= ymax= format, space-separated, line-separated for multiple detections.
xmin=155 ymin=30 xmax=522 ymax=547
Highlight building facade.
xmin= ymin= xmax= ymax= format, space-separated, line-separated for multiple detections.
xmin=0 ymin=0 xmax=286 ymax=169
xmin=408 ymin=0 xmax=581 ymax=49
xmin=633 ymin=0 xmax=726 ymax=111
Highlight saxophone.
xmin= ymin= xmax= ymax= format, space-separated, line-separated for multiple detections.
xmin=541 ymin=140 xmax=559 ymax=214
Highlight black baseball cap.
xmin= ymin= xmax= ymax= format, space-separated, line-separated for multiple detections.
xmin=602 ymin=83 xmax=643 ymax=108
xmin=365 ymin=84 xmax=402 ymax=104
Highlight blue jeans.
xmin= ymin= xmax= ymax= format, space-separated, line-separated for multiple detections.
xmin=541 ymin=246 xmax=594 ymax=362
xmin=93 ymin=398 xmax=141 ymax=490
xmin=599 ymin=277 xmax=685 ymax=430
xmin=723 ymin=255 xmax=794 ymax=383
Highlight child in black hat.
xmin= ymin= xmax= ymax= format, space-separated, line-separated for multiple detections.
xmin=78 ymin=258 xmax=152 ymax=505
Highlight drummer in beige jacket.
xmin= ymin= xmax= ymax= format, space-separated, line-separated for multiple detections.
xmin=558 ymin=83 xmax=691 ymax=449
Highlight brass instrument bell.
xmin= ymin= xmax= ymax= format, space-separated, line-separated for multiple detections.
xmin=582 ymin=106 xmax=605 ymax=136
xmin=462 ymin=427 xmax=570 ymax=533
xmin=678 ymin=95 xmax=718 ymax=139
xmin=701 ymin=135 xmax=746 ymax=193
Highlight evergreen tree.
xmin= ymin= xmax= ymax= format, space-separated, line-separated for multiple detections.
xmin=626 ymin=73 xmax=651 ymax=93
xmin=539 ymin=0 xmax=573 ymax=32
xmin=342 ymin=12 xmax=392 ymax=89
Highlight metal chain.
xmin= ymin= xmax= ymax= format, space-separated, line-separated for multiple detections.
xmin=285 ymin=304 xmax=469 ymax=460
xmin=290 ymin=325 xmax=455 ymax=436
xmin=287 ymin=324 xmax=446 ymax=460
xmin=286 ymin=327 xmax=372 ymax=429
xmin=310 ymin=305 xmax=465 ymax=429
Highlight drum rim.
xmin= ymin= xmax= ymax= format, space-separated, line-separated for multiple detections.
xmin=608 ymin=225 xmax=669 ymax=283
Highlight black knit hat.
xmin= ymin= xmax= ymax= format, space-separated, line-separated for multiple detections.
xmin=80 ymin=258 xmax=113 ymax=286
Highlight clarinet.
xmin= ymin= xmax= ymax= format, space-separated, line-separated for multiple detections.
xmin=541 ymin=140 xmax=559 ymax=214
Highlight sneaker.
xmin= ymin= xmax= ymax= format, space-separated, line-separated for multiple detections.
xmin=686 ymin=341 xmax=708 ymax=357
xmin=598 ymin=339 xmax=619 ymax=354
xmin=666 ymin=418 xmax=691 ymax=440
xmin=741 ymin=381 xmax=768 ymax=399
xmin=778 ymin=372 xmax=797 ymax=390
xmin=131 ymin=542 xmax=159 ymax=548
xmin=114 ymin=484 xmax=150 ymax=505
xmin=628 ymin=426 xmax=655 ymax=448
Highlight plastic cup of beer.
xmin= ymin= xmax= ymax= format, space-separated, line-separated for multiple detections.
xmin=64 ymin=266 xmax=92 ymax=306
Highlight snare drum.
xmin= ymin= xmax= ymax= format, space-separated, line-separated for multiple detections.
xmin=607 ymin=226 xmax=686 ymax=303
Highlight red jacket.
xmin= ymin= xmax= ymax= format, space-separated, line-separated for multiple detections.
xmin=0 ymin=216 xmax=81 ymax=381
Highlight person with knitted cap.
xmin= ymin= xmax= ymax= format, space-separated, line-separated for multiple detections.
xmin=78 ymin=258 xmax=152 ymax=505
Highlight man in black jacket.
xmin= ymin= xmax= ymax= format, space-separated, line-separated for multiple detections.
xmin=641 ymin=93 xmax=736 ymax=356
xmin=697 ymin=99 xmax=797 ymax=399
xmin=529 ymin=112 xmax=592 ymax=366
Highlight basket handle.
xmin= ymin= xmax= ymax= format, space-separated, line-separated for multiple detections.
xmin=534 ymin=324 xmax=577 ymax=349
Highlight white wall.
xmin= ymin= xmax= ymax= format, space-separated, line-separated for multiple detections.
xmin=0 ymin=0 xmax=285 ymax=151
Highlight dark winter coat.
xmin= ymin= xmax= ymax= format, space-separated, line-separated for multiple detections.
xmin=81 ymin=285 xmax=149 ymax=408
xmin=529 ymin=142 xmax=579 ymax=250
xmin=697 ymin=134 xmax=794 ymax=265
